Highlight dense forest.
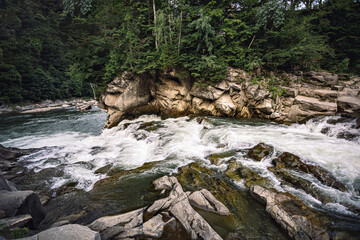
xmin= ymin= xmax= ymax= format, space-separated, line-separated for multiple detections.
xmin=0 ymin=0 xmax=359 ymax=103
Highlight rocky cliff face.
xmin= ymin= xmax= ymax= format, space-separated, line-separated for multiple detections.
xmin=100 ymin=68 xmax=360 ymax=128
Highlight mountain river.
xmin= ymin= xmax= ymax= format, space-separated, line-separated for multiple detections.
xmin=1 ymin=107 xmax=359 ymax=239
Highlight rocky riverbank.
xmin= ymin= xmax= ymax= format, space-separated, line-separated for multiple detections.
xmin=99 ymin=68 xmax=360 ymax=128
xmin=0 ymin=99 xmax=98 ymax=115
xmin=1 ymin=138 xmax=359 ymax=239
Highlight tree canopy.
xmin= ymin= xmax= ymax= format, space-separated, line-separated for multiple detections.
xmin=0 ymin=0 xmax=359 ymax=102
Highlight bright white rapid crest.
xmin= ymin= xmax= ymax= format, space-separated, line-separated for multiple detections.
xmin=1 ymin=108 xmax=359 ymax=217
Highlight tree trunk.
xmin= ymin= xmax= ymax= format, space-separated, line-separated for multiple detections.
xmin=90 ymin=83 xmax=96 ymax=100
xmin=248 ymin=35 xmax=256 ymax=49
xmin=178 ymin=7 xmax=183 ymax=54
xmin=153 ymin=0 xmax=158 ymax=51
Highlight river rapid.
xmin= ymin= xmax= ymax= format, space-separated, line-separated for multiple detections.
xmin=1 ymin=107 xmax=360 ymax=238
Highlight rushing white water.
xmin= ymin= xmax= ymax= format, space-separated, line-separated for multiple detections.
xmin=1 ymin=108 xmax=359 ymax=217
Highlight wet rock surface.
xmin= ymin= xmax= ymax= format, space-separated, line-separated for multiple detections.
xmin=87 ymin=175 xmax=225 ymax=240
xmin=1 ymin=144 xmax=360 ymax=240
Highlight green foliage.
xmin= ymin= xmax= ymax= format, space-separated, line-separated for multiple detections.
xmin=1 ymin=0 xmax=359 ymax=103
xmin=256 ymin=0 xmax=285 ymax=30
xmin=10 ymin=227 xmax=29 ymax=238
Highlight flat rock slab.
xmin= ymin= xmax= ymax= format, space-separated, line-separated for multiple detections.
xmin=188 ymin=189 xmax=230 ymax=216
xmin=88 ymin=208 xmax=144 ymax=232
xmin=19 ymin=224 xmax=100 ymax=240
xmin=0 ymin=214 xmax=32 ymax=231
xmin=294 ymin=96 xmax=337 ymax=112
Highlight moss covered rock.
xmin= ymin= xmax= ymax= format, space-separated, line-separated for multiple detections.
xmin=247 ymin=143 xmax=274 ymax=161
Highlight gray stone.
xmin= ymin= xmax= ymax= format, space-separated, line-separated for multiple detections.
xmin=153 ymin=175 xmax=176 ymax=191
xmin=50 ymin=220 xmax=70 ymax=228
xmin=170 ymin=199 xmax=222 ymax=240
xmin=88 ymin=208 xmax=144 ymax=232
xmin=0 ymin=171 xmax=16 ymax=191
xmin=214 ymin=94 xmax=236 ymax=116
xmin=188 ymin=189 xmax=230 ymax=216
xmin=143 ymin=215 xmax=165 ymax=238
xmin=255 ymin=99 xmax=274 ymax=115
xmin=190 ymin=85 xmax=224 ymax=100
xmin=250 ymin=185 xmax=329 ymax=240
xmin=337 ymin=94 xmax=360 ymax=117
xmin=116 ymin=227 xmax=143 ymax=238
xmin=0 ymin=190 xmax=45 ymax=228
xmin=294 ymin=96 xmax=337 ymax=112
xmin=19 ymin=224 xmax=101 ymax=240
xmin=0 ymin=214 xmax=32 ymax=231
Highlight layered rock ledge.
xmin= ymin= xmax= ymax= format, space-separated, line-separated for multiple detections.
xmin=100 ymin=68 xmax=360 ymax=128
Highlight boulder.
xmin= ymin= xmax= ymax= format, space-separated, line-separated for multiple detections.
xmin=247 ymin=143 xmax=274 ymax=161
xmin=188 ymin=189 xmax=230 ymax=216
xmin=305 ymin=71 xmax=338 ymax=86
xmin=0 ymin=214 xmax=32 ymax=231
xmin=170 ymin=198 xmax=222 ymax=240
xmin=294 ymin=96 xmax=337 ymax=113
xmin=0 ymin=144 xmax=36 ymax=162
xmin=207 ymin=150 xmax=237 ymax=165
xmin=88 ymin=208 xmax=144 ymax=232
xmin=190 ymin=85 xmax=224 ymax=100
xmin=19 ymin=224 xmax=100 ymax=240
xmin=250 ymin=185 xmax=330 ymax=240
xmin=255 ymin=99 xmax=274 ymax=115
xmin=337 ymin=93 xmax=360 ymax=117
xmin=214 ymin=94 xmax=236 ymax=116
xmin=225 ymin=160 xmax=271 ymax=188
xmin=272 ymin=152 xmax=347 ymax=192
xmin=102 ymin=72 xmax=154 ymax=128
xmin=0 ymin=171 xmax=16 ymax=191
xmin=0 ymin=190 xmax=45 ymax=228
xmin=143 ymin=215 xmax=166 ymax=238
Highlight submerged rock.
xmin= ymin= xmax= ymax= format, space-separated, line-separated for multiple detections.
xmin=272 ymin=152 xmax=347 ymax=192
xmin=207 ymin=150 xmax=237 ymax=165
xmin=225 ymin=160 xmax=272 ymax=188
xmin=247 ymin=143 xmax=274 ymax=161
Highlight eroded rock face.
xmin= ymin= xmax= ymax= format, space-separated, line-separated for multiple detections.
xmin=100 ymin=68 xmax=360 ymax=128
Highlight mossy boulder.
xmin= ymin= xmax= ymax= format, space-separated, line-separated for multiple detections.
xmin=250 ymin=185 xmax=331 ymax=240
xmin=247 ymin=143 xmax=273 ymax=161
xmin=225 ymin=160 xmax=272 ymax=188
xmin=138 ymin=121 xmax=162 ymax=132
xmin=272 ymin=152 xmax=347 ymax=192
xmin=207 ymin=150 xmax=237 ymax=165
xmin=268 ymin=167 xmax=333 ymax=204
xmin=93 ymin=161 xmax=163 ymax=188
xmin=174 ymin=162 xmax=289 ymax=240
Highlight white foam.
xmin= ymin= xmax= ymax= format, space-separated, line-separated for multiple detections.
xmin=2 ymin=112 xmax=360 ymax=216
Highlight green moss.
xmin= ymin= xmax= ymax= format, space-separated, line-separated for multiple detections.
xmin=10 ymin=227 xmax=29 ymax=239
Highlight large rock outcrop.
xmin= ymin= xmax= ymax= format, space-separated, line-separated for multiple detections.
xmin=100 ymin=68 xmax=360 ymax=128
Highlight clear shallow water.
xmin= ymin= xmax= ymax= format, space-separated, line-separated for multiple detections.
xmin=1 ymin=108 xmax=360 ymax=219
